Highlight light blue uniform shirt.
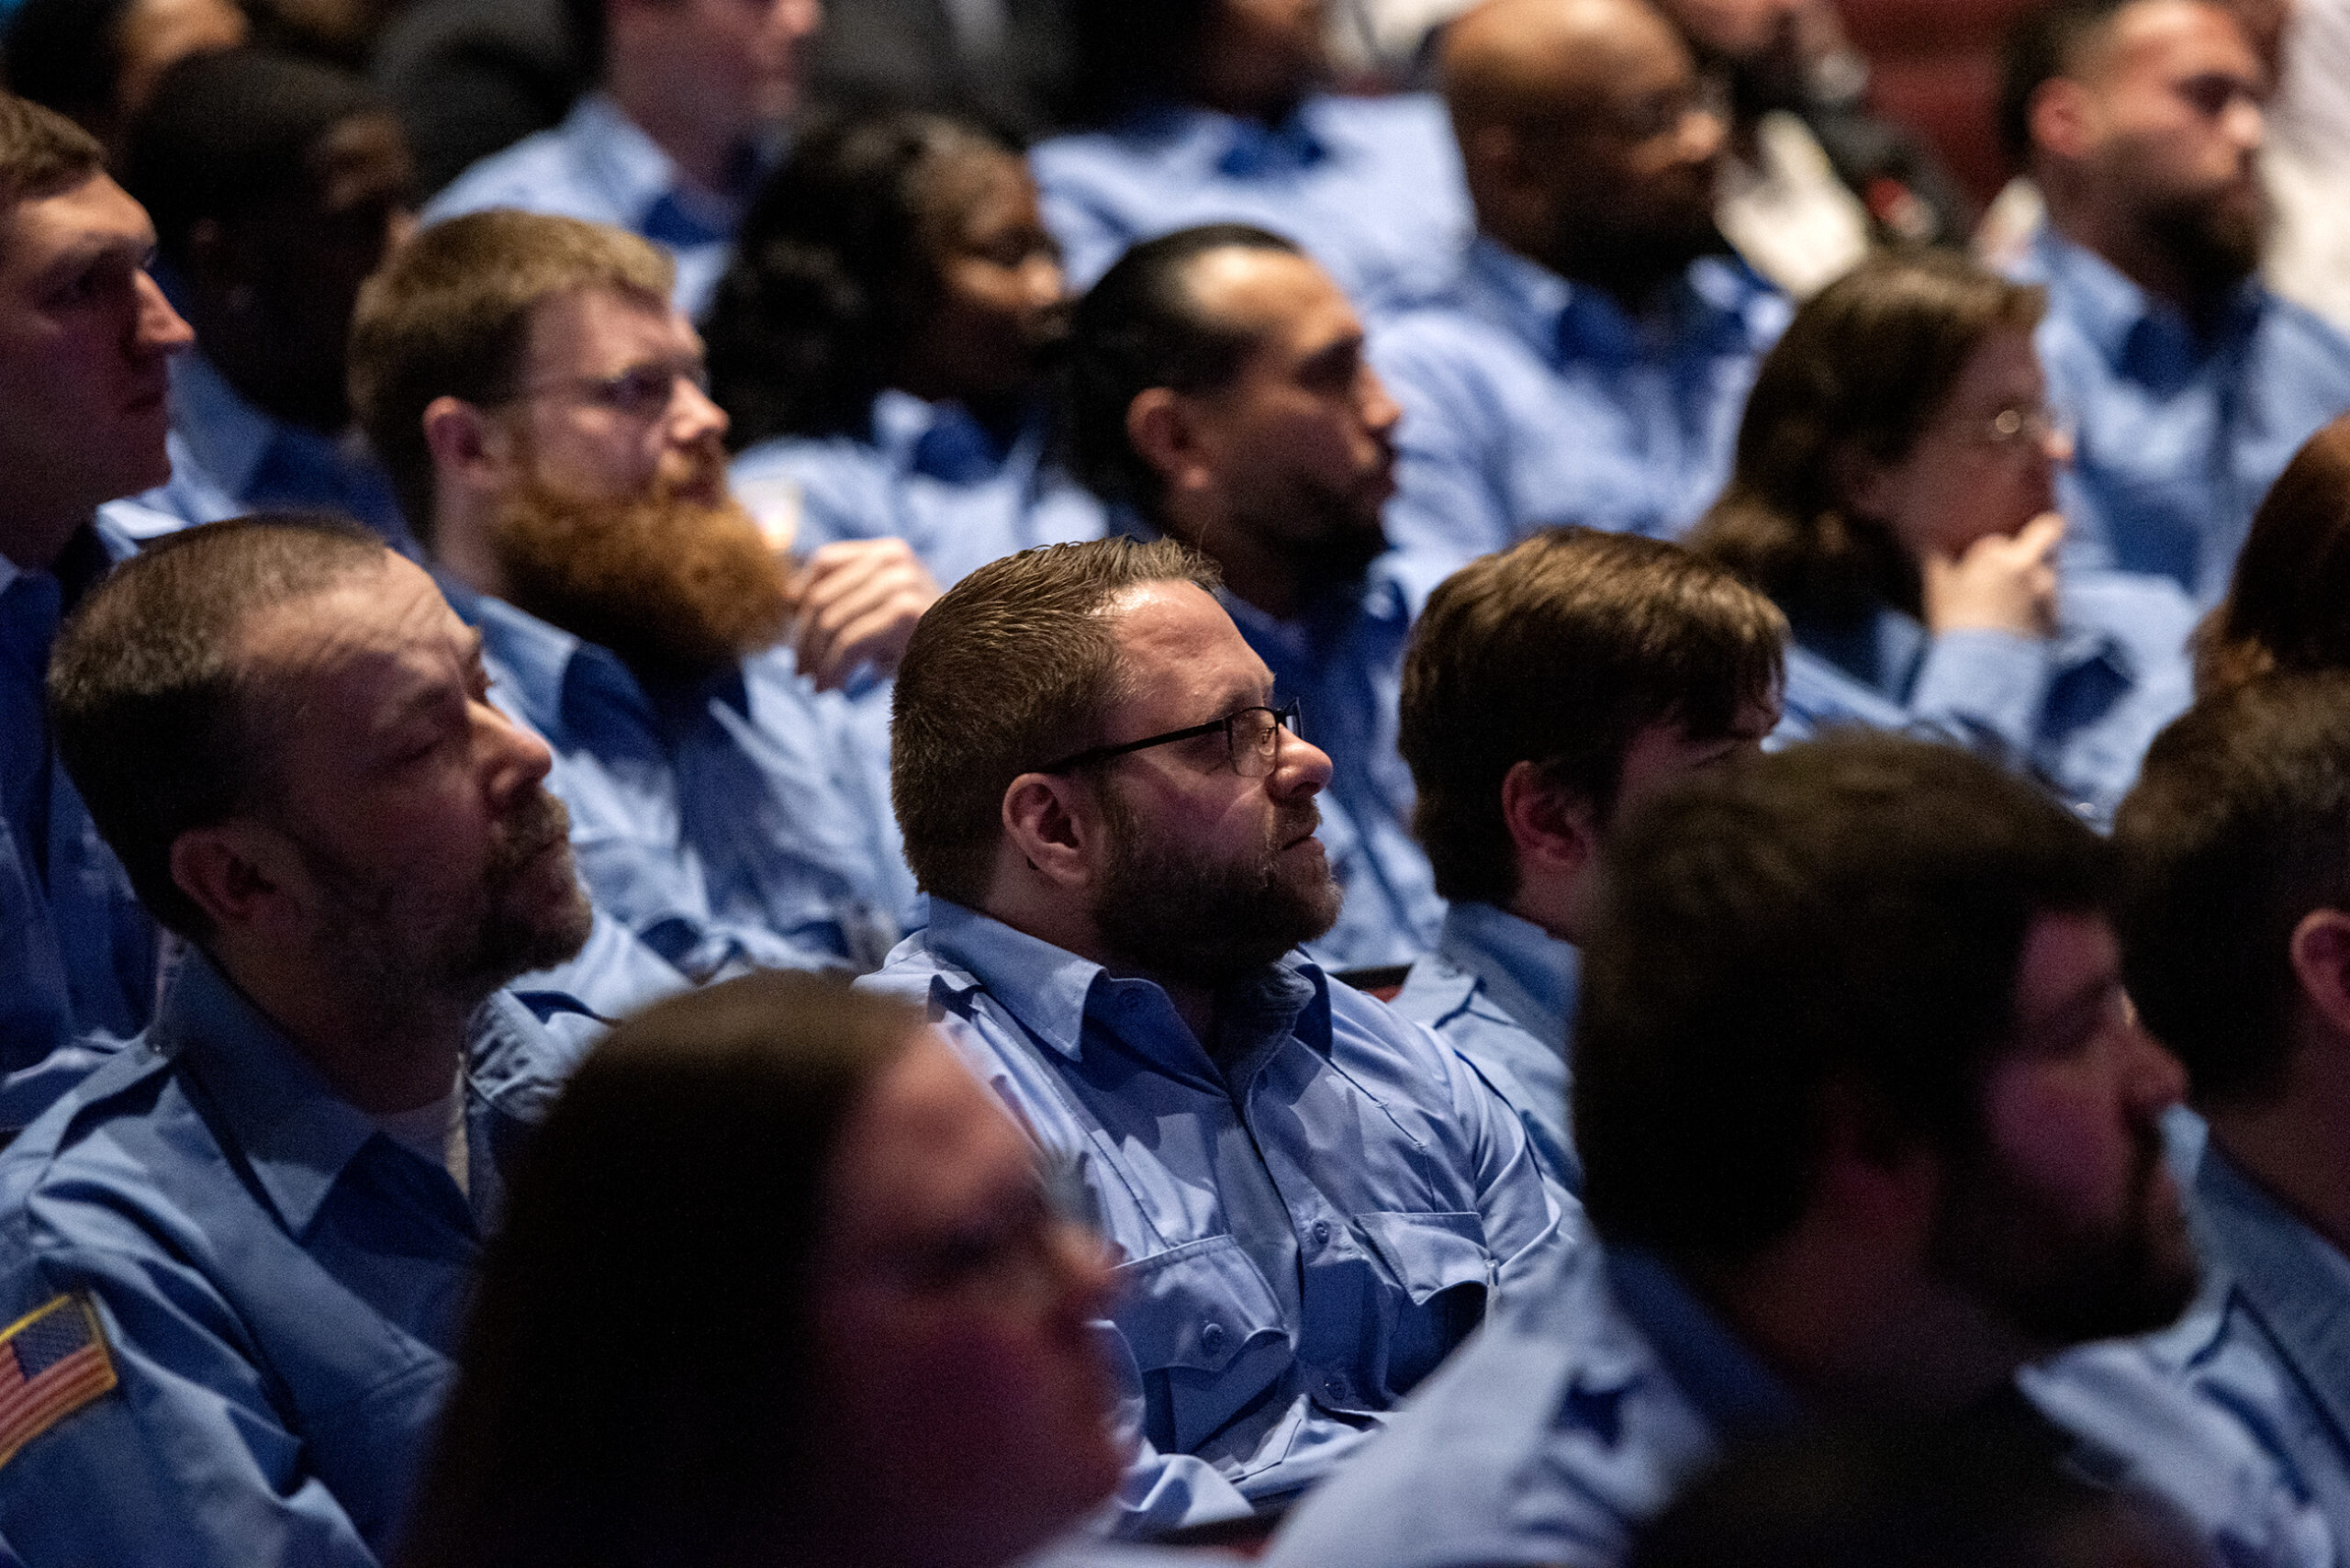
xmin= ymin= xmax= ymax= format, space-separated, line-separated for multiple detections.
xmin=0 ymin=521 xmax=156 ymax=1076
xmin=1270 ymin=1238 xmax=2333 ymax=1568
xmin=860 ymin=900 xmax=1570 ymax=1533
xmin=0 ymin=948 xmax=592 ymax=1566
xmin=462 ymin=589 xmax=915 ymax=980
xmin=2018 ymin=226 xmax=2350 ymax=606
xmin=1372 ymin=239 xmax=1790 ymax=577
xmin=1029 ymin=92 xmax=1472 ymax=319
xmin=423 ymin=92 xmax=775 ymax=317
xmin=1767 ymin=573 xmax=2196 ymax=829
xmin=1392 ymin=901 xmax=1582 ymax=1193
xmin=730 ymin=390 xmax=1106 ymax=588
xmin=128 ymin=348 xmax=412 ymax=550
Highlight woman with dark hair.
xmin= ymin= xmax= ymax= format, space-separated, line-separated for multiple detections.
xmin=1689 ymin=248 xmax=2196 ymax=825
xmin=1026 ymin=0 xmax=1469 ymax=315
xmin=712 ymin=108 xmax=1105 ymax=590
xmin=396 ymin=970 xmax=1127 ymax=1568
xmin=2195 ymin=413 xmax=2350 ymax=693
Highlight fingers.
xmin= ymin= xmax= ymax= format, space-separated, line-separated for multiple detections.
xmin=790 ymin=540 xmax=941 ymax=689
xmin=2013 ymin=511 xmax=2066 ymax=562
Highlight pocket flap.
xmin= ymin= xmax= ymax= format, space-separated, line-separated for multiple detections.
xmin=1354 ymin=1210 xmax=1492 ymax=1305
xmin=1115 ymin=1234 xmax=1288 ymax=1375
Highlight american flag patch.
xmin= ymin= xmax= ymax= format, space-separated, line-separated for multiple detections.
xmin=0 ymin=1295 xmax=116 ymax=1470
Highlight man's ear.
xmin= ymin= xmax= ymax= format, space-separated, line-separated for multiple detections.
xmin=2289 ymin=908 xmax=2350 ymax=1042
xmin=1001 ymin=771 xmax=1100 ymax=890
xmin=2028 ymin=76 xmax=2098 ymax=165
xmin=1500 ymin=760 xmax=1598 ymax=880
xmin=1812 ymin=1078 xmax=1941 ymax=1242
xmin=421 ymin=396 xmax=512 ymax=494
xmin=1125 ymin=388 xmax=1212 ymax=505
xmin=167 ymin=822 xmax=305 ymax=942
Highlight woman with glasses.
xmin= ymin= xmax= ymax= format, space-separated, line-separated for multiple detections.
xmin=1687 ymin=248 xmax=2197 ymax=827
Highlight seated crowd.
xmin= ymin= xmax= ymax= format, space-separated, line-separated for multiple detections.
xmin=9 ymin=0 xmax=2350 ymax=1562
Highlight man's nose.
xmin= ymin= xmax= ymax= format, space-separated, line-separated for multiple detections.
xmin=1272 ymin=734 xmax=1335 ymax=798
xmin=670 ymin=375 xmax=729 ymax=448
xmin=135 ymin=271 xmax=195 ymax=357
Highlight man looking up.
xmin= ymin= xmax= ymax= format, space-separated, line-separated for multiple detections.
xmin=120 ymin=47 xmax=420 ymax=545
xmin=0 ymin=90 xmax=192 ymax=1074
xmin=1064 ymin=223 xmax=1438 ymax=969
xmin=350 ymin=208 xmax=928 ymax=981
xmin=1371 ymin=0 xmax=1788 ymax=576
xmin=867 ymin=536 xmax=1565 ymax=1530
xmin=2003 ymin=0 xmax=2350 ymax=603
xmin=1393 ymin=528 xmax=1785 ymax=1193
xmin=0 ymin=516 xmax=596 ymax=1564
xmin=1270 ymin=734 xmax=2316 ymax=1568
xmin=422 ymin=0 xmax=821 ymax=314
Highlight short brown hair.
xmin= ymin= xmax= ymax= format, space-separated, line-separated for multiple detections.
xmin=348 ymin=208 xmax=674 ymax=544
xmin=891 ymin=536 xmax=1221 ymax=905
xmin=2195 ymin=413 xmax=2350 ymax=694
xmin=1402 ymin=528 xmax=1786 ymax=905
xmin=0 ymin=90 xmax=101 ymax=217
xmin=47 ymin=513 xmax=390 ymax=940
xmin=1690 ymin=250 xmax=2044 ymax=626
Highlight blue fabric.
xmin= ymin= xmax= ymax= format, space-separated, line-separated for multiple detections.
xmin=1029 ymin=93 xmax=1472 ymax=319
xmin=0 ymin=521 xmax=157 ymax=1076
xmin=423 ymin=92 xmax=774 ymax=317
xmin=730 ymin=391 xmax=1106 ymax=587
xmin=860 ymin=899 xmax=1570 ymax=1532
xmin=1765 ymin=572 xmax=2195 ymax=829
xmin=130 ymin=349 xmax=413 ymax=551
xmin=460 ymin=587 xmax=915 ymax=980
xmin=0 ymin=948 xmax=591 ymax=1566
xmin=1392 ymin=901 xmax=1582 ymax=1194
xmin=2017 ymin=226 xmax=2350 ymax=606
xmin=1372 ymin=238 xmax=1789 ymax=577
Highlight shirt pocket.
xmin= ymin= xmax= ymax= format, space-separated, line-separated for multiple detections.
xmin=1353 ymin=1209 xmax=1494 ymax=1396
xmin=1114 ymin=1233 xmax=1292 ymax=1457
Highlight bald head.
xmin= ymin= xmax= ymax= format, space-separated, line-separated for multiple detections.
xmin=1442 ymin=0 xmax=1724 ymax=303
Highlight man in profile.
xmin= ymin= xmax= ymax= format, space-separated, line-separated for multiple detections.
xmin=0 ymin=516 xmax=596 ymax=1563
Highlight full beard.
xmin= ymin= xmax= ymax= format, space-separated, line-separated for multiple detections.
xmin=1089 ymin=784 xmax=1342 ymax=991
xmin=490 ymin=476 xmax=796 ymax=688
xmin=2143 ymin=179 xmax=2269 ymax=297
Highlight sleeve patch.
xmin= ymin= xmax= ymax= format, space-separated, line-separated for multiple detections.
xmin=0 ymin=1294 xmax=118 ymax=1469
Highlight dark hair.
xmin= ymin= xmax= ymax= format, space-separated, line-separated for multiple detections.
xmin=0 ymin=0 xmax=135 ymax=138
xmin=1062 ymin=222 xmax=1301 ymax=516
xmin=46 ymin=513 xmax=389 ymax=939
xmin=397 ymin=971 xmax=925 ymax=1568
xmin=1630 ymin=1419 xmax=2199 ymax=1568
xmin=1998 ymin=0 xmax=2132 ymax=163
xmin=891 ymin=535 xmax=1220 ymax=906
xmin=1064 ymin=0 xmax=1215 ymax=123
xmin=706 ymin=108 xmax=1011 ymax=449
xmin=1689 ymin=250 xmax=2044 ymax=626
xmin=348 ymin=207 xmax=672 ymax=543
xmin=2110 ymin=672 xmax=2350 ymax=1110
xmin=1575 ymin=734 xmax=2113 ymax=1261
xmin=123 ymin=46 xmax=388 ymax=272
xmin=1401 ymin=528 xmax=1786 ymax=904
xmin=2196 ymin=413 xmax=2350 ymax=693
xmin=0 ymin=86 xmax=101 ymax=213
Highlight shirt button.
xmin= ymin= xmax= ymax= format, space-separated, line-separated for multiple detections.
xmin=1201 ymin=1322 xmax=1227 ymax=1355
xmin=1312 ymin=1220 xmax=1332 ymax=1244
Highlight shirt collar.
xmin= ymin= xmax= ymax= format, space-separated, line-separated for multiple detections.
xmin=456 ymin=584 xmax=652 ymax=730
xmin=2025 ymin=225 xmax=2263 ymax=378
xmin=0 ymin=516 xmax=132 ymax=606
xmin=1605 ymin=1244 xmax=1807 ymax=1438
xmin=920 ymin=897 xmax=1331 ymax=1068
xmin=564 ymin=91 xmax=767 ymax=240
xmin=869 ymin=388 xmax=1033 ymax=483
xmin=1435 ymin=901 xmax=1579 ymax=1051
xmin=1459 ymin=235 xmax=1785 ymax=370
xmin=164 ymin=348 xmax=282 ymax=499
xmin=2194 ymin=1144 xmax=2350 ymax=1439
xmin=1123 ymin=96 xmax=1333 ymax=179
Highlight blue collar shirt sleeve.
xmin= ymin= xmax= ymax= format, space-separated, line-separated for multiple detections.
xmin=0 ymin=949 xmax=583 ymax=1566
xmin=1029 ymin=93 xmax=1472 ymax=318
xmin=1392 ymin=901 xmax=1583 ymax=1194
xmin=2018 ymin=225 xmax=2350 ymax=605
xmin=859 ymin=901 xmax=1569 ymax=1531
xmin=1372 ymin=239 xmax=1789 ymax=580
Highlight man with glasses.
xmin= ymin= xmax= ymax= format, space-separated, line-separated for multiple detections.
xmin=1365 ymin=0 xmax=1790 ymax=577
xmin=866 ymin=535 xmax=1570 ymax=1535
xmin=2002 ymin=0 xmax=2350 ymax=604
xmin=346 ymin=207 xmax=926 ymax=980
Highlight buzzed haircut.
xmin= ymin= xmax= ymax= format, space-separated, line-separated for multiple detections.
xmin=1402 ymin=528 xmax=1787 ymax=905
xmin=124 ymin=47 xmax=395 ymax=272
xmin=348 ymin=208 xmax=674 ymax=544
xmin=1062 ymin=223 xmax=1303 ymax=518
xmin=2111 ymin=672 xmax=2350 ymax=1111
xmin=891 ymin=535 xmax=1222 ymax=907
xmin=0 ymin=87 xmax=101 ymax=215
xmin=47 ymin=513 xmax=390 ymax=941
xmin=1576 ymin=734 xmax=2113 ymax=1262
xmin=1999 ymin=0 xmax=2134 ymax=162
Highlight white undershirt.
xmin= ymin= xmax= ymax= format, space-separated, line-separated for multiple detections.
xmin=375 ymin=1070 xmax=470 ymax=1197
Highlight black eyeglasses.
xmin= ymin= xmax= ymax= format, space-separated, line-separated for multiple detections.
xmin=1041 ymin=701 xmax=1302 ymax=778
